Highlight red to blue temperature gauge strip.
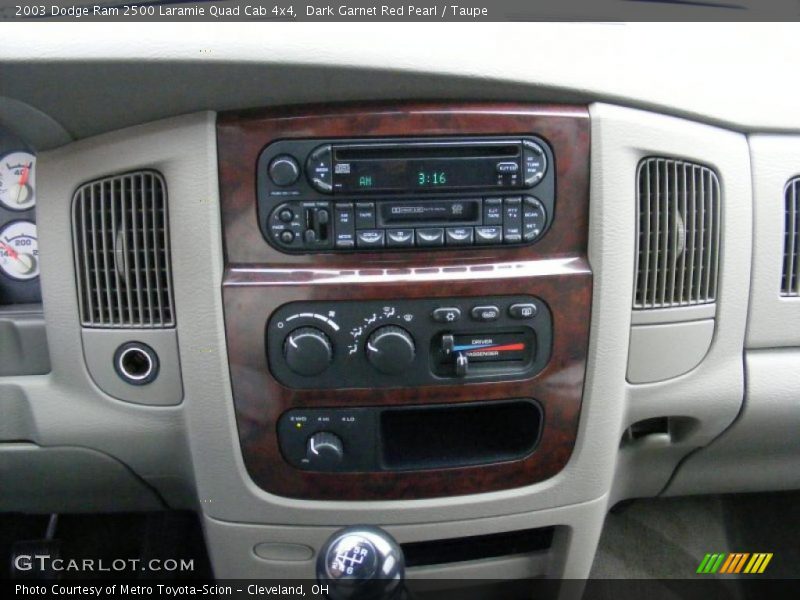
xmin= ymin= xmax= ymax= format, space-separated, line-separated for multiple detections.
xmin=452 ymin=333 xmax=529 ymax=362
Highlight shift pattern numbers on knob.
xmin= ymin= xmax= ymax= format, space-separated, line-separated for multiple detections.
xmin=317 ymin=526 xmax=406 ymax=600
xmin=283 ymin=327 xmax=333 ymax=376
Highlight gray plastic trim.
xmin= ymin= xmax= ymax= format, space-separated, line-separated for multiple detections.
xmin=203 ymin=495 xmax=607 ymax=580
xmin=0 ymin=305 xmax=50 ymax=376
xmin=630 ymin=303 xmax=716 ymax=325
xmin=665 ymin=349 xmax=800 ymax=496
xmin=589 ymin=104 xmax=751 ymax=506
xmin=0 ymin=443 xmax=164 ymax=513
xmin=746 ymin=134 xmax=800 ymax=348
xmin=81 ymin=329 xmax=183 ymax=406
xmin=0 ymin=96 xmax=72 ymax=151
xmin=627 ymin=319 xmax=714 ymax=384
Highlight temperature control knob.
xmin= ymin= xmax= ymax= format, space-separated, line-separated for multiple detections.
xmin=366 ymin=326 xmax=415 ymax=375
xmin=307 ymin=432 xmax=344 ymax=469
xmin=283 ymin=327 xmax=333 ymax=376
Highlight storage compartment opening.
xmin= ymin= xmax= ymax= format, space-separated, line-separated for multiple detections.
xmin=380 ymin=399 xmax=542 ymax=471
xmin=402 ymin=526 xmax=555 ymax=568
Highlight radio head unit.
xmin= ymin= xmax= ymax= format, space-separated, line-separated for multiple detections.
xmin=256 ymin=136 xmax=555 ymax=253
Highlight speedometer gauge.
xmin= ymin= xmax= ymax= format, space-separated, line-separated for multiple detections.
xmin=0 ymin=151 xmax=36 ymax=211
xmin=0 ymin=220 xmax=39 ymax=280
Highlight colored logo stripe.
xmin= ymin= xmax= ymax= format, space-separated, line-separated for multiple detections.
xmin=697 ymin=553 xmax=726 ymax=574
xmin=697 ymin=552 xmax=773 ymax=574
xmin=454 ymin=342 xmax=525 ymax=352
xmin=744 ymin=553 xmax=773 ymax=574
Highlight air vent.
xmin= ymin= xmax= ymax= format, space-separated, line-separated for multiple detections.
xmin=782 ymin=177 xmax=799 ymax=296
xmin=634 ymin=158 xmax=721 ymax=309
xmin=72 ymin=171 xmax=175 ymax=328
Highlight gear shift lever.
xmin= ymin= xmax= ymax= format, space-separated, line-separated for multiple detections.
xmin=316 ymin=526 xmax=406 ymax=600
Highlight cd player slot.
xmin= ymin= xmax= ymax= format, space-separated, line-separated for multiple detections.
xmin=334 ymin=142 xmax=520 ymax=161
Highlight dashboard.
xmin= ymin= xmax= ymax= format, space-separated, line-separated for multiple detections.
xmin=1 ymin=22 xmax=799 ymax=586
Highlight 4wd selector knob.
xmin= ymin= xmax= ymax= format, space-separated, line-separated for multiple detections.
xmin=283 ymin=327 xmax=333 ymax=376
xmin=366 ymin=326 xmax=415 ymax=375
xmin=307 ymin=432 xmax=344 ymax=469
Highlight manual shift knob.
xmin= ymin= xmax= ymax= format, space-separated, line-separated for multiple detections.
xmin=316 ymin=526 xmax=405 ymax=600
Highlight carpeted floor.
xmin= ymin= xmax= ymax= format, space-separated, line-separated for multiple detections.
xmin=590 ymin=491 xmax=800 ymax=580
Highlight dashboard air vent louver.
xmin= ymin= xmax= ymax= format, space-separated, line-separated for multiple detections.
xmin=782 ymin=177 xmax=799 ymax=297
xmin=634 ymin=158 xmax=721 ymax=309
xmin=72 ymin=171 xmax=175 ymax=328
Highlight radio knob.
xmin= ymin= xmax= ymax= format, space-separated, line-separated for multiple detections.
xmin=268 ymin=154 xmax=301 ymax=187
xmin=306 ymin=432 xmax=344 ymax=468
xmin=283 ymin=327 xmax=333 ymax=376
xmin=366 ymin=326 xmax=415 ymax=375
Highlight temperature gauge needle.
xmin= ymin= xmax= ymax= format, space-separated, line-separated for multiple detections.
xmin=15 ymin=164 xmax=31 ymax=205
xmin=0 ymin=240 xmax=19 ymax=260
xmin=0 ymin=241 xmax=35 ymax=274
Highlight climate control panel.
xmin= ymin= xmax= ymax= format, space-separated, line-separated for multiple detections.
xmin=266 ymin=295 xmax=552 ymax=389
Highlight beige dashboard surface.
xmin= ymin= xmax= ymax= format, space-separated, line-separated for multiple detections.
xmin=1 ymin=22 xmax=799 ymax=143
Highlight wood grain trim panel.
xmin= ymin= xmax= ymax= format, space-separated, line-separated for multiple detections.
xmin=218 ymin=103 xmax=591 ymax=500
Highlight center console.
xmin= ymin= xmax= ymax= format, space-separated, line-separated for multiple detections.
xmin=217 ymin=103 xmax=591 ymax=501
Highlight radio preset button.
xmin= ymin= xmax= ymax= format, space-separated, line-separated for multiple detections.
xmin=334 ymin=203 xmax=355 ymax=248
xmin=415 ymin=228 xmax=445 ymax=247
xmin=483 ymin=197 xmax=503 ymax=225
xmin=523 ymin=196 xmax=546 ymax=241
xmin=445 ymin=227 xmax=474 ymax=246
xmin=432 ymin=307 xmax=461 ymax=323
xmin=386 ymin=228 xmax=414 ymax=247
xmin=474 ymin=226 xmax=503 ymax=245
xmin=509 ymin=303 xmax=538 ymax=319
xmin=503 ymin=197 xmax=523 ymax=243
xmin=470 ymin=305 xmax=500 ymax=322
xmin=356 ymin=229 xmax=386 ymax=248
xmin=355 ymin=202 xmax=376 ymax=228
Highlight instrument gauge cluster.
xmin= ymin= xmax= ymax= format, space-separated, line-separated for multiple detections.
xmin=0 ymin=149 xmax=41 ymax=304
xmin=0 ymin=151 xmax=36 ymax=211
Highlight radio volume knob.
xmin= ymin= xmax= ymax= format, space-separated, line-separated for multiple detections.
xmin=268 ymin=154 xmax=301 ymax=187
xmin=366 ymin=326 xmax=416 ymax=375
xmin=283 ymin=327 xmax=333 ymax=376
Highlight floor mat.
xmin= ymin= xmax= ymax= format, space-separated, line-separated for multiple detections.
xmin=590 ymin=491 xmax=800 ymax=580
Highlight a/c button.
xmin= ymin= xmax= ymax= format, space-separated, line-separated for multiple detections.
xmin=470 ymin=305 xmax=500 ymax=322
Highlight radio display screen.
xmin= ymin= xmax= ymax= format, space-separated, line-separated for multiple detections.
xmin=333 ymin=158 xmax=516 ymax=193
